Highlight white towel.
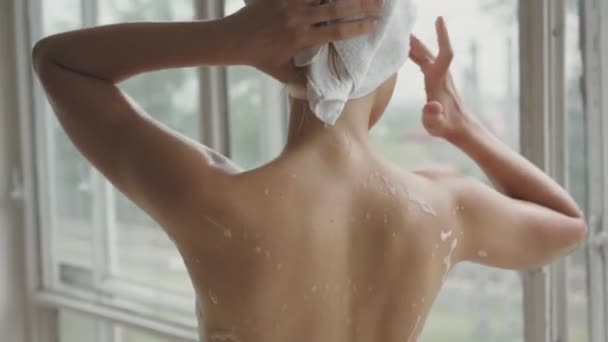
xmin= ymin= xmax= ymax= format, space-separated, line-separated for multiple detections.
xmin=242 ymin=0 xmax=417 ymax=125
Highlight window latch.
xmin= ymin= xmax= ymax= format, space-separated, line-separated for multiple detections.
xmin=9 ymin=167 xmax=24 ymax=202
xmin=588 ymin=214 xmax=607 ymax=249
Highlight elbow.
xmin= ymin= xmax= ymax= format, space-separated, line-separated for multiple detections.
xmin=32 ymin=37 xmax=53 ymax=74
xmin=553 ymin=217 xmax=588 ymax=257
xmin=531 ymin=217 xmax=588 ymax=266
xmin=570 ymin=217 xmax=589 ymax=248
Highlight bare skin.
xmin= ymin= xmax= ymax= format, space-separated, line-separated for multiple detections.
xmin=32 ymin=1 xmax=587 ymax=341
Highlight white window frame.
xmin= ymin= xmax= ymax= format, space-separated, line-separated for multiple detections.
xmin=11 ymin=0 xmax=608 ymax=341
xmin=581 ymin=0 xmax=608 ymax=341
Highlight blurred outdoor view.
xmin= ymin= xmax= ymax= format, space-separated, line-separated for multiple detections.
xmin=39 ymin=0 xmax=587 ymax=341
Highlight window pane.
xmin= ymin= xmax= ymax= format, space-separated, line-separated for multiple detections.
xmin=225 ymin=1 xmax=287 ymax=170
xmin=42 ymin=0 xmax=81 ymax=34
xmin=59 ymin=310 xmax=97 ymax=342
xmin=115 ymin=325 xmax=173 ymax=342
xmin=228 ymin=66 xmax=271 ymax=169
xmin=96 ymin=0 xmax=198 ymax=319
xmin=566 ymin=0 xmax=588 ymax=340
xmin=370 ymin=1 xmax=522 ymax=341
xmin=41 ymin=0 xmax=98 ymax=290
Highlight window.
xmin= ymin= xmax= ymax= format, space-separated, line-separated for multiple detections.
xmin=565 ymin=1 xmax=588 ymax=340
xmin=37 ymin=0 xmax=200 ymax=333
xmin=17 ymin=0 xmax=608 ymax=341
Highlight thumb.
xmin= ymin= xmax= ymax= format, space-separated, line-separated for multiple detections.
xmin=423 ymin=101 xmax=443 ymax=116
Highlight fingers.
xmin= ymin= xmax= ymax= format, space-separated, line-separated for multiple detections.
xmin=434 ymin=16 xmax=454 ymax=73
xmin=308 ymin=16 xmax=378 ymax=45
xmin=423 ymin=101 xmax=443 ymax=115
xmin=409 ymin=35 xmax=434 ymax=69
xmin=305 ymin=0 xmax=383 ymax=26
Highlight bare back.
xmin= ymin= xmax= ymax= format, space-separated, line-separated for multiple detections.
xmin=172 ymin=149 xmax=464 ymax=342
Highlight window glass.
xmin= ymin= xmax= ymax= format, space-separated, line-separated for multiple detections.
xmin=59 ymin=309 xmax=97 ymax=342
xmin=115 ymin=325 xmax=173 ymax=342
xmin=41 ymin=0 xmax=199 ymax=322
xmin=370 ymin=1 xmax=522 ymax=340
xmin=41 ymin=0 xmax=97 ymax=290
xmin=96 ymin=0 xmax=198 ymax=322
xmin=225 ymin=0 xmax=287 ymax=170
xmin=566 ymin=0 xmax=588 ymax=340
xmin=227 ymin=65 xmax=267 ymax=169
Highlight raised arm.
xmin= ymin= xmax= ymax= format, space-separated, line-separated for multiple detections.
xmin=32 ymin=0 xmax=383 ymax=232
xmin=409 ymin=17 xmax=587 ymax=270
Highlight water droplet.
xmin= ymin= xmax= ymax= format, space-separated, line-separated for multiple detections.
xmin=392 ymin=232 xmax=397 ymax=238
xmin=290 ymin=173 xmax=297 ymax=179
xmin=264 ymin=187 xmax=270 ymax=196
xmin=407 ymin=316 xmax=422 ymax=342
xmin=281 ymin=303 xmax=287 ymax=312
xmin=409 ymin=196 xmax=437 ymax=216
xmin=383 ymin=214 xmax=388 ymax=224
xmin=421 ymin=297 xmax=426 ymax=303
xmin=243 ymin=232 xmax=248 ymax=240
xmin=311 ymin=285 xmax=317 ymax=293
xmin=277 ymin=263 xmax=283 ymax=271
xmin=365 ymin=212 xmax=371 ymax=221
xmin=224 ymin=229 xmax=232 ymax=238
xmin=478 ymin=250 xmax=488 ymax=258
xmin=440 ymin=230 xmax=452 ymax=241
xmin=209 ymin=330 xmax=240 ymax=342
xmin=264 ymin=250 xmax=271 ymax=258
xmin=442 ymin=238 xmax=459 ymax=280
xmin=254 ymin=246 xmax=262 ymax=254
xmin=209 ymin=291 xmax=219 ymax=305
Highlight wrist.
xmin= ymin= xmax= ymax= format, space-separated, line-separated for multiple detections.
xmin=219 ymin=11 xmax=255 ymax=67
xmin=208 ymin=15 xmax=246 ymax=66
xmin=446 ymin=113 xmax=487 ymax=150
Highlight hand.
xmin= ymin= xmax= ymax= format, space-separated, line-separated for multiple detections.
xmin=227 ymin=0 xmax=383 ymax=85
xmin=409 ymin=17 xmax=477 ymax=140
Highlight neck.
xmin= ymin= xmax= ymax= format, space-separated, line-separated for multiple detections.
xmin=282 ymin=96 xmax=374 ymax=157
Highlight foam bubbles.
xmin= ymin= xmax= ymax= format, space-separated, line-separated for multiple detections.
xmin=209 ymin=330 xmax=240 ymax=342
xmin=442 ymin=238 xmax=459 ymax=280
xmin=209 ymin=291 xmax=219 ymax=305
xmin=407 ymin=316 xmax=422 ymax=342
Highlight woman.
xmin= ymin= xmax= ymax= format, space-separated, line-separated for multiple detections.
xmin=32 ymin=0 xmax=587 ymax=341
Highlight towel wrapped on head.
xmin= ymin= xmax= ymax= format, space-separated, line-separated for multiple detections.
xmin=243 ymin=0 xmax=417 ymax=125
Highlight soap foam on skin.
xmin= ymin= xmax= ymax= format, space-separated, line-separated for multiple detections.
xmin=407 ymin=315 xmax=422 ymax=342
xmin=440 ymin=230 xmax=452 ymax=241
xmin=407 ymin=190 xmax=437 ymax=216
xmin=206 ymin=216 xmax=232 ymax=239
xmin=442 ymin=238 xmax=459 ymax=281
xmin=209 ymin=330 xmax=240 ymax=342
xmin=209 ymin=291 xmax=219 ymax=305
